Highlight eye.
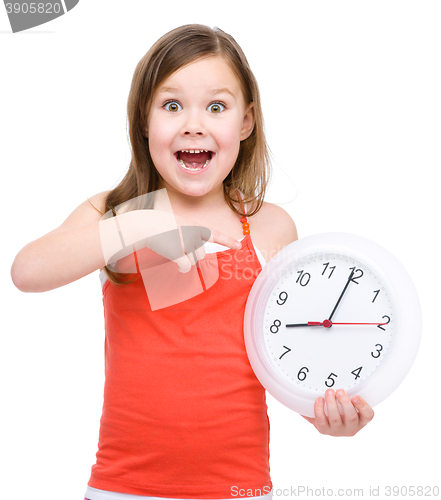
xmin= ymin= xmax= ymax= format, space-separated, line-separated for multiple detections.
xmin=207 ymin=102 xmax=226 ymax=114
xmin=164 ymin=101 xmax=182 ymax=112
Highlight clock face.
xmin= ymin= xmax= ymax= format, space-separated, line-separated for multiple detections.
xmin=263 ymin=252 xmax=395 ymax=395
xmin=244 ymin=233 xmax=422 ymax=417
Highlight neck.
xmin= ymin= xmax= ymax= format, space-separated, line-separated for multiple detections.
xmin=160 ymin=183 xmax=231 ymax=215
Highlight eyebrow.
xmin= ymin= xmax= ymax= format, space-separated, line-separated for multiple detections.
xmin=158 ymin=87 xmax=236 ymax=99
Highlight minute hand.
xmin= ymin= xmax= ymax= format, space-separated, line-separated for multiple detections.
xmin=328 ymin=268 xmax=355 ymax=322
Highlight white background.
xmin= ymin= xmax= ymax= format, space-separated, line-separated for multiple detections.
xmin=1 ymin=1 xmax=440 ymax=499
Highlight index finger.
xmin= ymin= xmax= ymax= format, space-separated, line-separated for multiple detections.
xmin=175 ymin=214 xmax=242 ymax=251
xmin=208 ymin=228 xmax=242 ymax=250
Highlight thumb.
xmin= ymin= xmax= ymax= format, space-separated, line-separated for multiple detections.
xmin=173 ymin=254 xmax=193 ymax=273
xmin=301 ymin=415 xmax=315 ymax=424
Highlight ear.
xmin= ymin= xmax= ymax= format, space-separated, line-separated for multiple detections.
xmin=240 ymin=102 xmax=255 ymax=141
xmin=143 ymin=125 xmax=149 ymax=138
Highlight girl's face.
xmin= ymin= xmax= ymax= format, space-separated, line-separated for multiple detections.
xmin=146 ymin=56 xmax=254 ymax=202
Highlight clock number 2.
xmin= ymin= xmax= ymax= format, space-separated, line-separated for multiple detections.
xmin=377 ymin=315 xmax=391 ymax=331
xmin=325 ymin=372 xmax=338 ymax=387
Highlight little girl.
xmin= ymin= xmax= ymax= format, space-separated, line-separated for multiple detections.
xmin=11 ymin=24 xmax=374 ymax=500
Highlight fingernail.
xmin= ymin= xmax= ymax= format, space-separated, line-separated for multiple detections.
xmin=336 ymin=390 xmax=345 ymax=397
xmin=352 ymin=397 xmax=361 ymax=404
xmin=235 ymin=241 xmax=241 ymax=249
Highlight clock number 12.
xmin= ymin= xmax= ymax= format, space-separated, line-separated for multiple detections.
xmin=349 ymin=267 xmax=364 ymax=284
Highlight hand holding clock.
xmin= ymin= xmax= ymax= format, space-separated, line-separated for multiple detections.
xmin=301 ymin=389 xmax=375 ymax=437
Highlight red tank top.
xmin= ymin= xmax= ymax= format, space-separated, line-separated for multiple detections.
xmin=88 ymin=199 xmax=271 ymax=498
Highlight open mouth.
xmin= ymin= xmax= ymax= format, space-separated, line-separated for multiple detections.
xmin=175 ymin=149 xmax=213 ymax=171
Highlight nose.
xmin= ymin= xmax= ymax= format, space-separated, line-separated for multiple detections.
xmin=181 ymin=109 xmax=206 ymax=137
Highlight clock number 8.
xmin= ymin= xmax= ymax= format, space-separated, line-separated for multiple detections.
xmin=270 ymin=319 xmax=281 ymax=334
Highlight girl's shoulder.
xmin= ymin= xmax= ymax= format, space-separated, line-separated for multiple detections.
xmin=72 ymin=190 xmax=110 ymax=222
xmin=248 ymin=201 xmax=298 ymax=264
xmin=47 ymin=191 xmax=110 ymax=235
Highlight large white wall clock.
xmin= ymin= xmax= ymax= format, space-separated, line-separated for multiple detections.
xmin=244 ymin=233 xmax=422 ymax=418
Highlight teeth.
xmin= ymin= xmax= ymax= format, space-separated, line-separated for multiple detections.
xmin=178 ymin=159 xmax=210 ymax=170
xmin=180 ymin=149 xmax=208 ymax=153
xmin=177 ymin=150 xmax=211 ymax=170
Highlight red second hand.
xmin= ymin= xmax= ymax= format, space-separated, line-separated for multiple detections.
xmin=308 ymin=320 xmax=388 ymax=328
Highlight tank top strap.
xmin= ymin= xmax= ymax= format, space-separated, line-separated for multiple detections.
xmin=235 ymin=189 xmax=251 ymax=236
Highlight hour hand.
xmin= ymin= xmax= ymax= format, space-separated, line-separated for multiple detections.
xmin=285 ymin=322 xmax=317 ymax=327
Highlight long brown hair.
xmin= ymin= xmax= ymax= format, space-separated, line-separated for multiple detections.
xmin=100 ymin=24 xmax=272 ymax=284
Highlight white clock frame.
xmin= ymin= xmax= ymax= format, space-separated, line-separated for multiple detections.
xmin=244 ymin=233 xmax=422 ymax=418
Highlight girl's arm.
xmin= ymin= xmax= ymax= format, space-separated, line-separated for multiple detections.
xmin=11 ymin=191 xmax=112 ymax=293
xmin=11 ymin=191 xmax=240 ymax=293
